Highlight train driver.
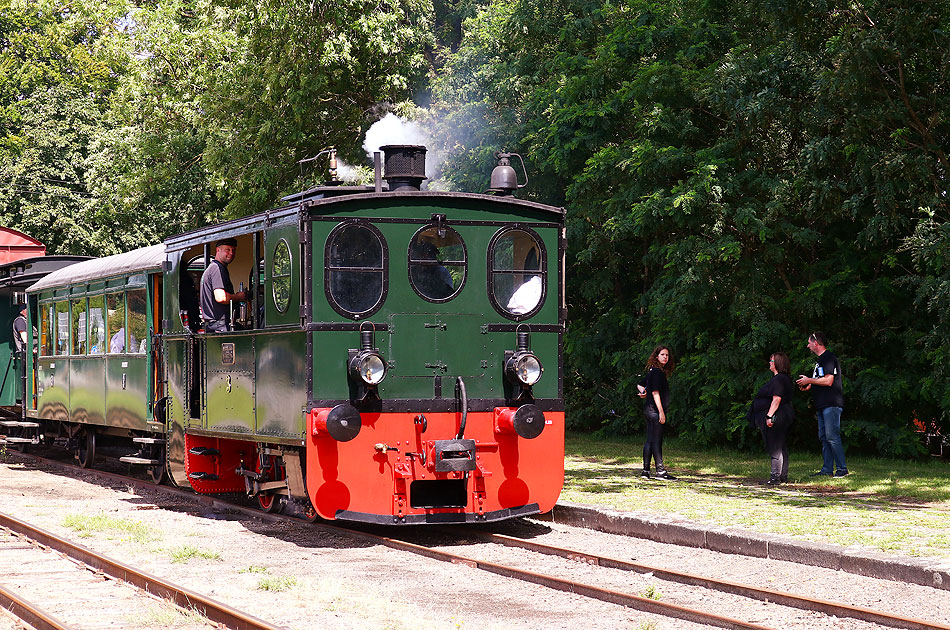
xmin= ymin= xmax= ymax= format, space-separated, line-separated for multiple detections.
xmin=199 ymin=238 xmax=247 ymax=333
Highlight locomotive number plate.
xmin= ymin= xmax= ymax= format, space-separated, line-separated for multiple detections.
xmin=220 ymin=343 xmax=235 ymax=366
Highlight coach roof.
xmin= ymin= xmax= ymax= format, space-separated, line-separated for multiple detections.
xmin=28 ymin=244 xmax=166 ymax=292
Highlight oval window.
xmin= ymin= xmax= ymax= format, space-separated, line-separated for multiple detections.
xmin=488 ymin=228 xmax=546 ymax=320
xmin=272 ymin=239 xmax=292 ymax=313
xmin=408 ymin=226 xmax=466 ymax=302
xmin=325 ymin=222 xmax=387 ymax=319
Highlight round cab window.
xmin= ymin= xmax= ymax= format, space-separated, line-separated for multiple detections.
xmin=325 ymin=222 xmax=387 ymax=319
xmin=408 ymin=226 xmax=466 ymax=302
xmin=272 ymin=239 xmax=292 ymax=313
xmin=489 ymin=228 xmax=546 ymax=320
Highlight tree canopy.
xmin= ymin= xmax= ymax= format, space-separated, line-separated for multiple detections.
xmin=1 ymin=0 xmax=946 ymax=455
xmin=431 ymin=0 xmax=949 ymax=455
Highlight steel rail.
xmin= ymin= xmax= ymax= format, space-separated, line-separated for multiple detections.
xmin=7 ymin=453 xmax=772 ymax=630
xmin=330 ymin=524 xmax=775 ymax=630
xmin=0 ymin=510 xmax=285 ymax=630
xmin=456 ymin=529 xmax=950 ymax=630
xmin=0 ymin=582 xmax=72 ymax=630
xmin=14 ymin=451 xmax=949 ymax=630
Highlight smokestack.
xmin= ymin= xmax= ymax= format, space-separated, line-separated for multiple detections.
xmin=381 ymin=145 xmax=427 ymax=191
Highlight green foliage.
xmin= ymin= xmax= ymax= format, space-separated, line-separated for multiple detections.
xmin=433 ymin=0 xmax=950 ymax=456
xmin=2 ymin=0 xmax=947 ymax=456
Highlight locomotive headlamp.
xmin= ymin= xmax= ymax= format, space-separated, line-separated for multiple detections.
xmin=349 ymin=328 xmax=387 ymax=385
xmin=351 ymin=352 xmax=386 ymax=385
xmin=504 ymin=330 xmax=543 ymax=386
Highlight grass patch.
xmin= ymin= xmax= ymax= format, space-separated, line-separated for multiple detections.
xmin=640 ymin=584 xmax=661 ymax=600
xmin=61 ymin=512 xmax=160 ymax=544
xmin=563 ymin=433 xmax=950 ymax=559
xmin=257 ymin=575 xmax=297 ymax=591
xmin=240 ymin=565 xmax=269 ymax=574
xmin=133 ymin=600 xmax=210 ymax=627
xmin=169 ymin=544 xmax=220 ymax=563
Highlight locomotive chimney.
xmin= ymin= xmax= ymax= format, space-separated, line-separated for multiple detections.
xmin=381 ymin=145 xmax=427 ymax=191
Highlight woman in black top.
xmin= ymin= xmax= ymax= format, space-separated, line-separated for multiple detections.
xmin=641 ymin=345 xmax=675 ymax=480
xmin=752 ymin=352 xmax=795 ymax=485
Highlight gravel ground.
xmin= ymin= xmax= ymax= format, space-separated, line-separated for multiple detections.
xmin=0 ymin=450 xmax=948 ymax=630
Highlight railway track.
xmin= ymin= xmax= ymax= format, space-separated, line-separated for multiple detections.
xmin=7 ymin=449 xmax=950 ymax=630
xmin=0 ymin=510 xmax=284 ymax=630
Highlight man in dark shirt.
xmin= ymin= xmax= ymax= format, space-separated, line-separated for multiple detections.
xmin=12 ymin=303 xmax=27 ymax=353
xmin=200 ymin=238 xmax=247 ymax=332
xmin=796 ymin=332 xmax=848 ymax=477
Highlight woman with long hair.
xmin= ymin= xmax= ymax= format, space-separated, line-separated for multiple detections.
xmin=751 ymin=352 xmax=795 ymax=485
xmin=641 ymin=345 xmax=675 ymax=480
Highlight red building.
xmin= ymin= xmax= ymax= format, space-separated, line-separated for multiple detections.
xmin=0 ymin=227 xmax=45 ymax=265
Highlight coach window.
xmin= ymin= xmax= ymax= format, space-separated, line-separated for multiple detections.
xmin=88 ymin=295 xmax=106 ymax=355
xmin=272 ymin=239 xmax=292 ymax=313
xmin=127 ymin=289 xmax=148 ymax=354
xmin=39 ymin=304 xmax=53 ymax=356
xmin=71 ymin=298 xmax=87 ymax=355
xmin=55 ymin=302 xmax=69 ymax=355
xmin=488 ymin=227 xmax=546 ymax=320
xmin=107 ymin=293 xmax=126 ymax=353
xmin=408 ymin=226 xmax=466 ymax=302
xmin=325 ymin=221 xmax=387 ymax=319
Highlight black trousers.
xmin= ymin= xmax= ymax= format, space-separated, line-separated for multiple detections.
xmin=760 ymin=415 xmax=791 ymax=479
xmin=642 ymin=408 xmax=666 ymax=472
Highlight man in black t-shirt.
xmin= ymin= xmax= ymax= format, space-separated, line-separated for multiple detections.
xmin=199 ymin=238 xmax=247 ymax=332
xmin=796 ymin=332 xmax=848 ymax=477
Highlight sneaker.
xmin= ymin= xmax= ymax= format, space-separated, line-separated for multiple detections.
xmin=810 ymin=470 xmax=832 ymax=477
xmin=833 ymin=469 xmax=850 ymax=477
xmin=779 ymin=475 xmax=788 ymax=483
xmin=640 ymin=469 xmax=651 ymax=479
xmin=654 ymin=470 xmax=676 ymax=480
xmin=767 ymin=476 xmax=781 ymax=486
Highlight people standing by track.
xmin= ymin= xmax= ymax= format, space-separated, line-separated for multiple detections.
xmin=641 ymin=345 xmax=676 ymax=480
xmin=796 ymin=332 xmax=848 ymax=477
xmin=750 ymin=352 xmax=795 ymax=485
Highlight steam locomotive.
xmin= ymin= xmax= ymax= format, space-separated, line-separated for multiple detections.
xmin=11 ymin=145 xmax=566 ymax=524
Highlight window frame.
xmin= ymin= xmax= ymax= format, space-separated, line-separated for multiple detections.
xmin=87 ymin=294 xmax=106 ymax=355
xmin=271 ymin=238 xmax=293 ymax=314
xmin=54 ymin=301 xmax=70 ymax=356
xmin=407 ymin=224 xmax=468 ymax=303
xmin=106 ymin=291 xmax=127 ymax=354
xmin=323 ymin=220 xmax=389 ymax=320
xmin=486 ymin=225 xmax=548 ymax=321
xmin=126 ymin=287 xmax=148 ymax=355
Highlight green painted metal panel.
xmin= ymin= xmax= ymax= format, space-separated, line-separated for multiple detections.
xmin=68 ymin=358 xmax=105 ymax=425
xmin=309 ymin=199 xmax=562 ymax=403
xmin=36 ymin=358 xmax=68 ymax=421
xmin=163 ymin=251 xmax=186 ymax=335
xmin=203 ymin=334 xmax=256 ymax=434
xmin=254 ymin=331 xmax=306 ymax=439
xmin=162 ymin=337 xmax=189 ymax=488
xmin=106 ymin=356 xmax=148 ymax=430
xmin=0 ymin=301 xmax=18 ymax=406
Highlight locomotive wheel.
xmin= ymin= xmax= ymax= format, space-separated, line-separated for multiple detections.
xmin=257 ymin=493 xmax=284 ymax=514
xmin=255 ymin=452 xmax=286 ymax=514
xmin=147 ymin=444 xmax=166 ymax=485
xmin=148 ymin=461 xmax=166 ymax=485
xmin=301 ymin=501 xmax=320 ymax=523
xmin=77 ymin=429 xmax=96 ymax=469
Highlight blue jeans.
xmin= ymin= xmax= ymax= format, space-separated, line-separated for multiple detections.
xmin=816 ymin=407 xmax=847 ymax=473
